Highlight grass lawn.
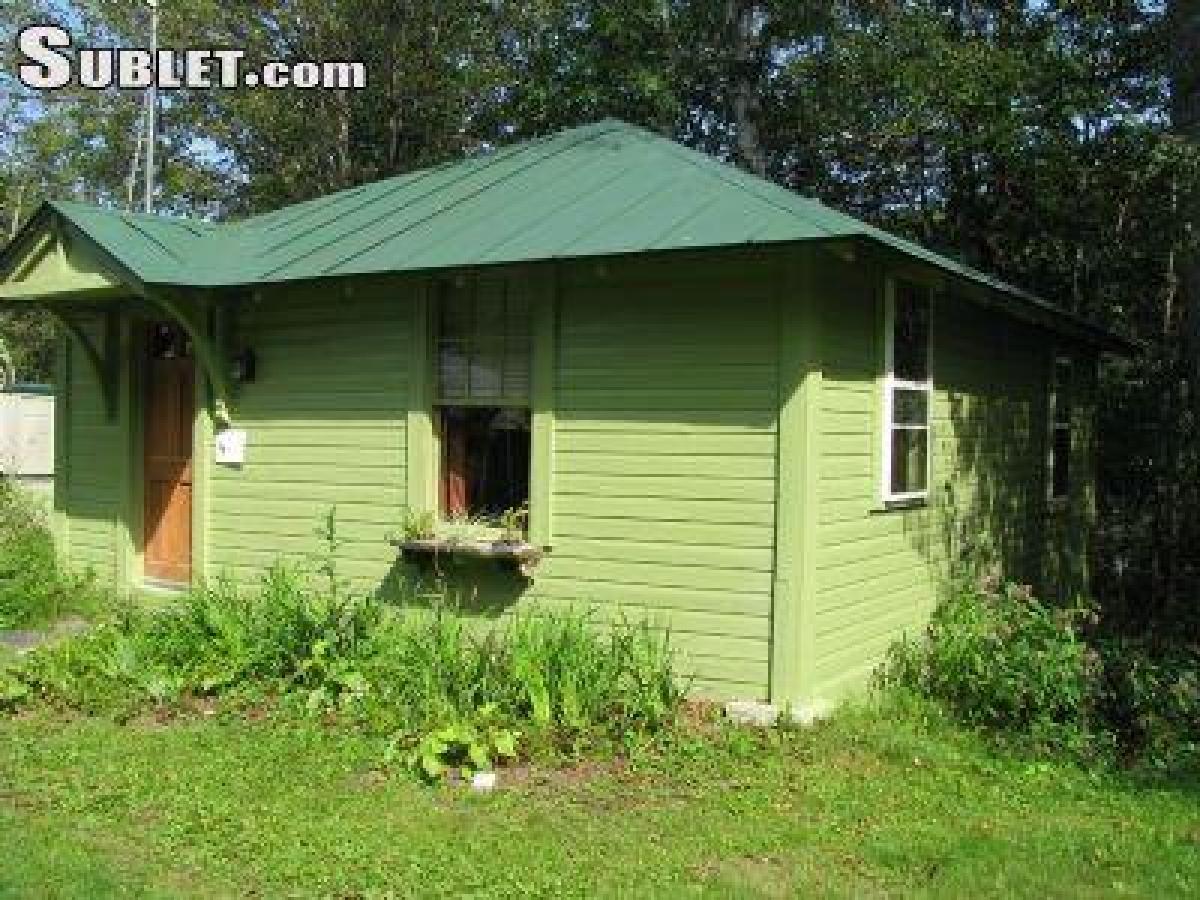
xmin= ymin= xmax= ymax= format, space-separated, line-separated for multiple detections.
xmin=1 ymin=706 xmax=1197 ymax=899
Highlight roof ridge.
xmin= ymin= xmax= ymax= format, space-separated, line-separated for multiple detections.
xmin=17 ymin=123 xmax=1127 ymax=352
xmin=51 ymin=199 xmax=221 ymax=231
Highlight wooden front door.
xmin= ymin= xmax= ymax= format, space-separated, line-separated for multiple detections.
xmin=143 ymin=323 xmax=195 ymax=584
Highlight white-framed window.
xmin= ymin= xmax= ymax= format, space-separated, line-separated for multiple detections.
xmin=1048 ymin=355 xmax=1072 ymax=501
xmin=882 ymin=278 xmax=932 ymax=503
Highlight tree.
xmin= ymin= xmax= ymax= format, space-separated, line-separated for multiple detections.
xmin=0 ymin=0 xmax=1194 ymax=620
xmin=1169 ymin=0 xmax=1200 ymax=404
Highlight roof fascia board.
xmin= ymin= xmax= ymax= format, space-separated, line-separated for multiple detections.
xmin=9 ymin=231 xmax=56 ymax=283
xmin=0 ymin=202 xmax=147 ymax=304
xmin=852 ymin=236 xmax=1134 ymax=354
xmin=52 ymin=207 xmax=151 ymax=297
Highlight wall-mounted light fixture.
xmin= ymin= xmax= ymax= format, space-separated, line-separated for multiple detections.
xmin=230 ymin=348 xmax=257 ymax=385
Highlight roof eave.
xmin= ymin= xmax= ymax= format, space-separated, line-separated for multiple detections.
xmin=0 ymin=201 xmax=153 ymax=304
xmin=852 ymin=235 xmax=1136 ymax=356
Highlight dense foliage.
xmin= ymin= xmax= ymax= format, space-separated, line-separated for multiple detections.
xmin=0 ymin=478 xmax=98 ymax=630
xmin=884 ymin=575 xmax=1200 ymax=768
xmin=1 ymin=561 xmax=685 ymax=777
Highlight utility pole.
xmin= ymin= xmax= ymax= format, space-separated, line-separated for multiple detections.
xmin=144 ymin=0 xmax=159 ymax=213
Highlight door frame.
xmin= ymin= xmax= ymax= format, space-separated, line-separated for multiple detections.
xmin=117 ymin=314 xmax=212 ymax=592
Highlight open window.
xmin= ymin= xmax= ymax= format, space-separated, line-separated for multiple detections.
xmin=882 ymin=279 xmax=932 ymax=503
xmin=1048 ymin=355 xmax=1072 ymax=501
xmin=434 ymin=278 xmax=531 ymax=527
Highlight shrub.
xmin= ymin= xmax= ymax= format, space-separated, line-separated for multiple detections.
xmin=883 ymin=576 xmax=1200 ymax=768
xmin=1097 ymin=638 xmax=1200 ymax=769
xmin=0 ymin=477 xmax=100 ymax=629
xmin=882 ymin=579 xmax=1105 ymax=755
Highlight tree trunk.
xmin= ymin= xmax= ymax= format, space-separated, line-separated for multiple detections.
xmin=8 ymin=182 xmax=24 ymax=241
xmin=1170 ymin=0 xmax=1200 ymax=405
xmin=726 ymin=0 xmax=767 ymax=176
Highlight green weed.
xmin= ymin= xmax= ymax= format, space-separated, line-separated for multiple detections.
xmin=0 ymin=477 xmax=102 ymax=629
xmin=6 ymin=522 xmax=686 ymax=780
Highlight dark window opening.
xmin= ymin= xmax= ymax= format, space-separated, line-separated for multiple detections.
xmin=1051 ymin=426 xmax=1071 ymax=499
xmin=893 ymin=281 xmax=931 ymax=383
xmin=439 ymin=406 xmax=530 ymax=521
xmin=1050 ymin=357 xmax=1072 ymax=500
xmin=434 ymin=275 xmax=532 ymax=527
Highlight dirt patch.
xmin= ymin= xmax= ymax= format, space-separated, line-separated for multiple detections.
xmin=347 ymin=769 xmax=391 ymax=791
xmin=691 ymin=855 xmax=794 ymax=898
xmin=0 ymin=617 xmax=91 ymax=654
xmin=681 ymin=699 xmax=723 ymax=730
xmin=501 ymin=756 xmax=629 ymax=790
xmin=0 ymin=787 xmax=49 ymax=812
xmin=127 ymin=704 xmax=191 ymax=730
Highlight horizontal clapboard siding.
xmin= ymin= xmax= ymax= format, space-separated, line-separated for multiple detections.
xmin=810 ymin=261 xmax=1061 ymax=703
xmin=61 ymin=321 xmax=121 ymax=582
xmin=209 ymin=264 xmax=779 ymax=701
xmin=528 ymin=266 xmax=779 ymax=699
xmin=206 ymin=284 xmax=410 ymax=589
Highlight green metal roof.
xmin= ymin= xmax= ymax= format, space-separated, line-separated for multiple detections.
xmin=4 ymin=119 xmax=1128 ymax=350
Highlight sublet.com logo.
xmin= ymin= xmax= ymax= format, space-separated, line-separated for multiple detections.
xmin=16 ymin=25 xmax=367 ymax=91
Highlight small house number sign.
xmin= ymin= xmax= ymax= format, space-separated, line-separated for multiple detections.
xmin=214 ymin=429 xmax=247 ymax=466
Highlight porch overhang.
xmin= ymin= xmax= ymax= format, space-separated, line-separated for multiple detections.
xmin=0 ymin=203 xmax=237 ymax=425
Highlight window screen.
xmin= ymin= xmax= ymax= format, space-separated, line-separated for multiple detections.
xmin=1049 ymin=357 xmax=1072 ymax=500
xmin=434 ymin=277 xmax=532 ymax=524
xmin=436 ymin=279 xmax=531 ymax=403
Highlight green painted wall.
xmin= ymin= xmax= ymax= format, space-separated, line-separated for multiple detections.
xmin=56 ymin=318 xmax=123 ymax=584
xmin=204 ymin=281 xmax=411 ymax=589
xmin=806 ymin=254 xmax=1097 ymax=704
xmin=51 ymin=247 xmax=1098 ymax=707
xmin=199 ymin=257 xmax=778 ymax=699
xmin=524 ymin=256 xmax=780 ymax=698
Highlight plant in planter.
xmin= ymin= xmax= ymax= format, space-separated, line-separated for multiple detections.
xmin=390 ymin=507 xmax=543 ymax=579
xmin=438 ymin=512 xmax=496 ymax=546
xmin=497 ymin=504 xmax=528 ymax=546
xmin=397 ymin=508 xmax=437 ymax=542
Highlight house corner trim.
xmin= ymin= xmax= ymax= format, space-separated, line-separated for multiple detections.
xmin=771 ymin=247 xmax=822 ymax=707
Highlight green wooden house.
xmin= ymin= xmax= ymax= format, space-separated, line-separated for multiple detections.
xmin=0 ymin=120 xmax=1127 ymax=710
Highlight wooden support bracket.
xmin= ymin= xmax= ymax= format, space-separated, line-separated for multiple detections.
xmin=46 ymin=308 xmax=120 ymax=421
xmin=145 ymin=289 xmax=235 ymax=427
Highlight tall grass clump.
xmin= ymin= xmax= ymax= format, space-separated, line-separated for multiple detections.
xmin=0 ymin=477 xmax=100 ymax=630
xmin=8 ymin=549 xmax=687 ymax=775
xmin=15 ymin=563 xmax=381 ymax=715
xmin=338 ymin=603 xmax=684 ymax=749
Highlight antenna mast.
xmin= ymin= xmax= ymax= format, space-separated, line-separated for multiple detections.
xmin=144 ymin=0 xmax=159 ymax=213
